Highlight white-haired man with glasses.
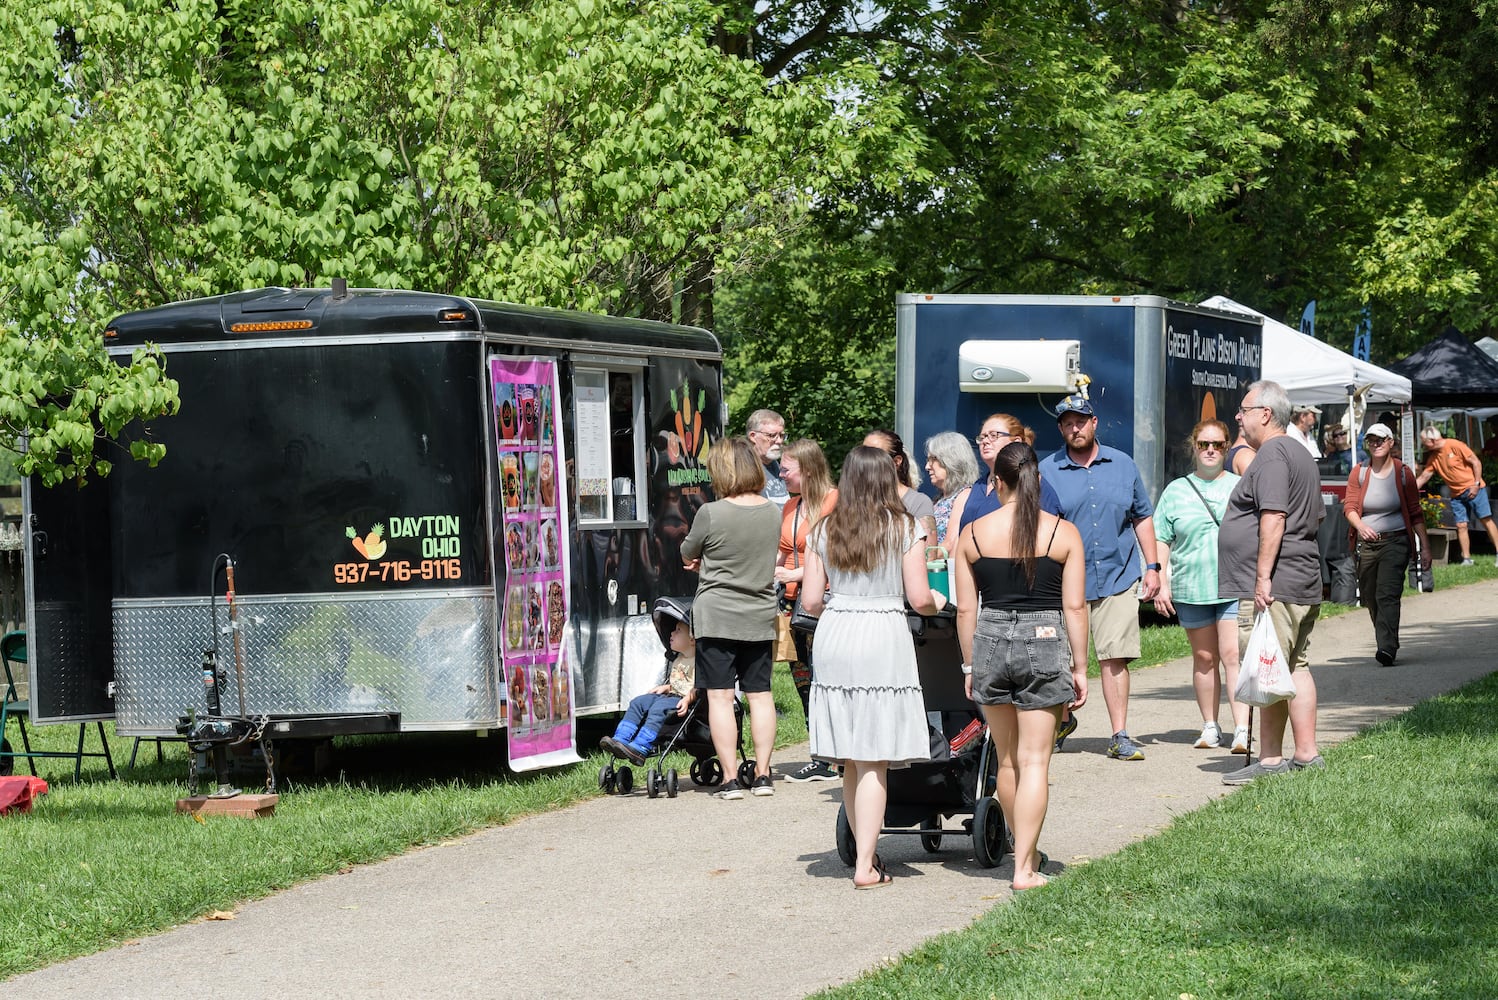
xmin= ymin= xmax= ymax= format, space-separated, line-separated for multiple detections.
xmin=1218 ymin=380 xmax=1326 ymax=784
xmin=746 ymin=409 xmax=789 ymax=508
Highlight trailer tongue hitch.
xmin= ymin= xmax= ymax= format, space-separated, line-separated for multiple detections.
xmin=176 ymin=555 xmax=275 ymax=797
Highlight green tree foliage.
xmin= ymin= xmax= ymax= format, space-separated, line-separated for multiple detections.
xmin=0 ymin=0 xmax=924 ymax=482
xmin=722 ymin=1 xmax=1498 ymax=452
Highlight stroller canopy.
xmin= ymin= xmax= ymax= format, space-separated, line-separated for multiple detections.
xmin=651 ymin=596 xmax=693 ymax=650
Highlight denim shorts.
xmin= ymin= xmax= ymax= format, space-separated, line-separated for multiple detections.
xmin=1449 ymin=488 xmax=1492 ymax=525
xmin=1175 ymin=600 xmax=1240 ymax=631
xmin=970 ymin=608 xmax=1076 ymax=710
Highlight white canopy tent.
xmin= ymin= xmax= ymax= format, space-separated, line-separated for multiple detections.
xmin=1200 ymin=296 xmax=1412 ymax=405
xmin=1201 ymin=296 xmax=1414 ymax=464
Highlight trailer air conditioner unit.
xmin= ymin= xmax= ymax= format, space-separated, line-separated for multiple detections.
xmin=958 ymin=340 xmax=1081 ymax=393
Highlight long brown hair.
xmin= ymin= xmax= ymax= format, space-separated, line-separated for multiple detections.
xmin=818 ymin=446 xmax=913 ymax=574
xmin=783 ymin=438 xmax=834 ymax=527
xmin=995 ymin=441 xmax=1043 ymax=587
xmin=864 ymin=428 xmax=921 ymax=488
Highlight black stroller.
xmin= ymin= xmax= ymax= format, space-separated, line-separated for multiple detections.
xmin=597 ymin=596 xmax=748 ymax=799
xmin=832 ymin=609 xmax=1010 ymax=867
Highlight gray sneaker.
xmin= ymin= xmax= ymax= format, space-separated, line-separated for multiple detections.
xmin=1107 ymin=731 xmax=1145 ymax=761
xmin=1290 ymin=754 xmax=1326 ymax=770
xmin=1222 ymin=759 xmax=1292 ymax=785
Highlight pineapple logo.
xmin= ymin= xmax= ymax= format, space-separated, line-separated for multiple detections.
xmin=346 ymin=523 xmax=388 ymax=560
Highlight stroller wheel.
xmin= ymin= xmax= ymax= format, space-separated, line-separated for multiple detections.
xmin=616 ymin=765 xmax=634 ymax=795
xmin=919 ymin=815 xmax=943 ymax=853
xmin=666 ymin=768 xmax=679 ymax=798
xmin=737 ymin=759 xmax=757 ymax=788
xmin=598 ymin=763 xmax=615 ymax=793
xmin=973 ymin=796 xmax=1009 ymax=868
xmin=647 ymin=766 xmax=661 ymax=799
xmin=834 ymin=803 xmax=856 ymax=867
xmin=693 ymin=757 xmax=723 ymax=787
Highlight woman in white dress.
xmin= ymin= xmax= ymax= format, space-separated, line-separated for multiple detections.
xmin=800 ymin=446 xmax=946 ymax=889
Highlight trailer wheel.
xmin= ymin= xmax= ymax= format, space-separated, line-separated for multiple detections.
xmin=920 ymin=815 xmax=943 ymax=853
xmin=616 ymin=765 xmax=634 ymax=794
xmin=973 ymin=795 xmax=1009 ymax=869
xmin=666 ymin=768 xmax=679 ymax=798
xmin=646 ymin=766 xmax=661 ymax=799
xmin=737 ymin=759 xmax=757 ymax=788
xmin=598 ymin=763 xmax=615 ymax=793
xmin=834 ymin=803 xmax=856 ymax=867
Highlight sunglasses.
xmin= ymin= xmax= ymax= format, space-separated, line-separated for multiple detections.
xmin=1194 ymin=440 xmax=1227 ymax=451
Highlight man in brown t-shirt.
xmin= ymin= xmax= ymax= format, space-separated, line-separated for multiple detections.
xmin=1416 ymin=425 xmax=1498 ymax=566
xmin=1217 ymin=380 xmax=1326 ymax=784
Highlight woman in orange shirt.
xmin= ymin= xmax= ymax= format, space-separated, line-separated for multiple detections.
xmin=774 ymin=438 xmax=839 ymax=781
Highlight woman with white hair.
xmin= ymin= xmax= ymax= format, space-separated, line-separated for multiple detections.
xmin=923 ymin=431 xmax=981 ymax=546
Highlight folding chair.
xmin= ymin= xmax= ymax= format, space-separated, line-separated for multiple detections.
xmin=1 ymin=630 xmax=117 ymax=780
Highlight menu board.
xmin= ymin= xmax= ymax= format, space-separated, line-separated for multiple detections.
xmin=491 ymin=358 xmax=580 ymax=771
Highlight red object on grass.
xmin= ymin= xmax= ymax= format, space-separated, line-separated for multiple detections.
xmin=0 ymin=775 xmax=49 ymax=815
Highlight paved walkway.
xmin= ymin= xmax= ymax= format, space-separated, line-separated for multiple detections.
xmin=8 ymin=580 xmax=1498 ymax=999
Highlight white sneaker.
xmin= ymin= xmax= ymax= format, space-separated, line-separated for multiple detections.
xmin=1194 ymin=721 xmax=1221 ymax=749
xmin=1230 ymin=725 xmax=1251 ymax=755
xmin=1460 ymin=558 xmax=1475 ymax=566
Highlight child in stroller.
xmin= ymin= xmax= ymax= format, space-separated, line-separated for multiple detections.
xmin=596 ymin=597 xmax=750 ymax=798
xmin=600 ymin=598 xmax=696 ymax=766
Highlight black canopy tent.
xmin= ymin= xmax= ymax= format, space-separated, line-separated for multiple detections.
xmin=1389 ymin=326 xmax=1498 ymax=408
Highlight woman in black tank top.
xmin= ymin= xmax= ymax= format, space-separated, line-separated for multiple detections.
xmin=953 ymin=442 xmax=1090 ymax=891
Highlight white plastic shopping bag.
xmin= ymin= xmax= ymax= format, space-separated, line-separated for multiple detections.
xmin=1235 ymin=610 xmax=1298 ymax=707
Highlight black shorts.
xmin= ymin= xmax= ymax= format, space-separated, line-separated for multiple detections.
xmin=694 ymin=637 xmax=774 ymax=693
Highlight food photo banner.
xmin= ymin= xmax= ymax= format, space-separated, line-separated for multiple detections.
xmin=491 ymin=357 xmax=580 ymax=771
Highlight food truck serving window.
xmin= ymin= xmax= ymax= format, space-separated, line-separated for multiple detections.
xmin=573 ymin=365 xmax=646 ymax=524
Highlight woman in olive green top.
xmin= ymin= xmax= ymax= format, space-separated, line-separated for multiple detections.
xmin=681 ymin=436 xmax=783 ymax=800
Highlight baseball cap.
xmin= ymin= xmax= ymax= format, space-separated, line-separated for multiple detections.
xmin=1054 ymin=394 xmax=1095 ymax=418
xmin=1363 ymin=422 xmax=1394 ymax=440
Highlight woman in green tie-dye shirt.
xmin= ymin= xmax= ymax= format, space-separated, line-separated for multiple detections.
xmin=1151 ymin=418 xmax=1251 ymax=756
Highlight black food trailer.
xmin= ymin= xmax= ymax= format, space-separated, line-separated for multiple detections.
xmin=22 ymin=286 xmax=723 ymax=768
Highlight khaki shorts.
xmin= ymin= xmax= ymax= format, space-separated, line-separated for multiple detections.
xmin=1237 ymin=601 xmax=1320 ymax=672
xmin=1088 ymin=589 xmax=1141 ymax=662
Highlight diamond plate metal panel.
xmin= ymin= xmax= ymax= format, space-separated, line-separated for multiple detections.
xmin=113 ymin=591 xmax=497 ymax=735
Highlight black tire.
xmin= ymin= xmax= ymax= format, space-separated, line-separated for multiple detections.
xmin=616 ymin=765 xmax=634 ymax=794
xmin=647 ymin=766 xmax=661 ymax=799
xmin=919 ymin=815 xmax=943 ymax=853
xmin=689 ymin=758 xmax=706 ymax=785
xmin=737 ymin=759 xmax=757 ymax=788
xmin=700 ymin=757 xmax=723 ymax=787
xmin=834 ymin=803 xmax=857 ymax=867
xmin=973 ymin=795 xmax=1009 ymax=868
xmin=666 ymin=768 xmax=679 ymax=798
xmin=598 ymin=763 xmax=614 ymax=793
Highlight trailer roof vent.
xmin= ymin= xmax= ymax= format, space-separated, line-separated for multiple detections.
xmin=959 ymin=339 xmax=1081 ymax=394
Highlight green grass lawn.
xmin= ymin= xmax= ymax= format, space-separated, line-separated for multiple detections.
xmin=814 ymin=669 xmax=1498 ymax=1000
xmin=0 ymin=663 xmax=810 ymax=980
xmin=1 ymin=559 xmax=1493 ymax=983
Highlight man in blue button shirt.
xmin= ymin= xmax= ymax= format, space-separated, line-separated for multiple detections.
xmin=1040 ymin=394 xmax=1161 ymax=761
